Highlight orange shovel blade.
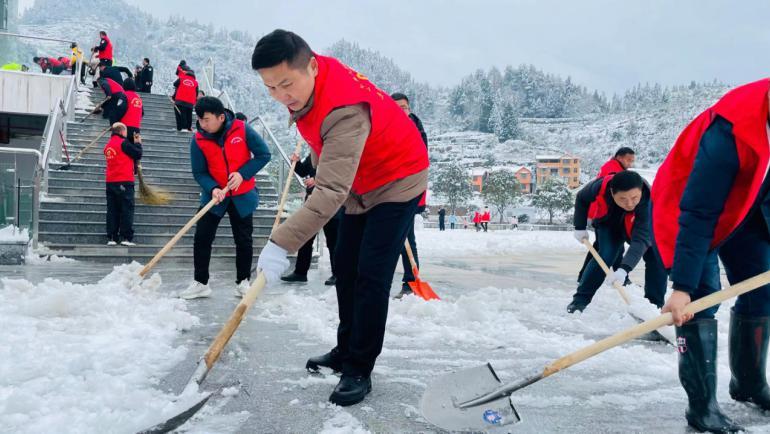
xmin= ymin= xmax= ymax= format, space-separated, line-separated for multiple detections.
xmin=408 ymin=268 xmax=440 ymax=301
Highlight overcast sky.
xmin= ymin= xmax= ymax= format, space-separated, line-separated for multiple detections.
xmin=22 ymin=0 xmax=770 ymax=94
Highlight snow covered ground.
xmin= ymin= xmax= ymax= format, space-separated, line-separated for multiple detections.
xmin=1 ymin=230 xmax=769 ymax=433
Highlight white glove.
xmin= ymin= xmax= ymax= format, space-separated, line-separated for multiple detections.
xmin=256 ymin=241 xmax=290 ymax=286
xmin=573 ymin=229 xmax=589 ymax=244
xmin=604 ymin=268 xmax=628 ymax=287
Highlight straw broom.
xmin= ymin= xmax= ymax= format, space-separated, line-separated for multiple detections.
xmin=136 ymin=164 xmax=172 ymax=205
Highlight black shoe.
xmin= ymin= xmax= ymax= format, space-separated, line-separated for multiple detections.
xmin=324 ymin=275 xmax=336 ymax=286
xmin=567 ymin=300 xmax=587 ymax=314
xmin=394 ymin=283 xmax=413 ymax=300
xmin=623 ymin=276 xmax=632 ymax=286
xmin=677 ymin=319 xmax=744 ymax=433
xmin=329 ymin=374 xmax=372 ymax=406
xmin=729 ymin=308 xmax=770 ymax=410
xmin=306 ymin=349 xmax=343 ymax=373
xmin=281 ymin=272 xmax=308 ymax=283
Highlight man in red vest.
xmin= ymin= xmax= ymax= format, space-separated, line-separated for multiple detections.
xmin=173 ymin=69 xmax=198 ymax=132
xmin=251 ymin=30 xmax=429 ymax=406
xmin=473 ymin=210 xmax=482 ymax=231
xmin=179 ymin=96 xmax=271 ymax=300
xmin=598 ymin=147 xmax=635 ymax=177
xmin=481 ymin=206 xmax=491 ymax=232
xmin=653 ymin=79 xmax=770 ymax=432
xmin=569 ymin=170 xmax=666 ymax=313
xmin=92 ymin=31 xmax=113 ymax=67
xmin=97 ymin=76 xmax=128 ymax=126
xmin=103 ymin=122 xmax=142 ymax=246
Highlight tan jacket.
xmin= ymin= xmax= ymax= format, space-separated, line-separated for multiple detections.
xmin=271 ymin=102 xmax=428 ymax=253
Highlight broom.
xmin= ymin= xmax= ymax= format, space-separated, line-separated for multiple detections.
xmin=133 ymin=132 xmax=172 ymax=205
xmin=136 ymin=164 xmax=172 ymax=205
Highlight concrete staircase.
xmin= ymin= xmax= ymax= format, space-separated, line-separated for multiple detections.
xmin=38 ymin=89 xmax=282 ymax=263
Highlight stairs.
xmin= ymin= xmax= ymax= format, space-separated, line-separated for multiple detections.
xmin=38 ymin=89 xmax=283 ymax=263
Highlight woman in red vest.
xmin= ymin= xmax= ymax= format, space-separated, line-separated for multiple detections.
xmin=473 ymin=210 xmax=482 ymax=231
xmin=569 ymin=170 xmax=666 ymax=313
xmin=481 ymin=206 xmax=491 ymax=232
xmin=103 ymin=122 xmax=142 ymax=246
xmin=251 ymin=30 xmax=429 ymax=407
xmin=652 ymin=79 xmax=770 ymax=432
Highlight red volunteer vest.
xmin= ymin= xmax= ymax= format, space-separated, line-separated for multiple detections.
xmin=652 ymin=78 xmax=770 ymax=268
xmin=597 ymin=158 xmax=623 ymax=177
xmin=588 ymin=175 xmax=635 ymax=238
xmin=104 ymin=134 xmax=134 ymax=183
xmin=121 ymin=90 xmax=143 ymax=128
xmin=104 ymin=78 xmax=124 ymax=95
xmin=194 ymin=119 xmax=255 ymax=196
xmin=482 ymin=211 xmax=491 ymax=222
xmin=47 ymin=57 xmax=62 ymax=67
xmin=294 ymin=55 xmax=429 ymax=195
xmin=473 ymin=212 xmax=481 ymax=223
xmin=175 ymin=72 xmax=197 ymax=105
xmin=99 ymin=36 xmax=113 ymax=61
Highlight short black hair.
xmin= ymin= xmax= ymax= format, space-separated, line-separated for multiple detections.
xmin=195 ymin=96 xmax=226 ymax=118
xmin=390 ymin=92 xmax=409 ymax=103
xmin=99 ymin=31 xmax=107 ymax=36
xmin=614 ymin=147 xmax=635 ymax=158
xmin=251 ymin=29 xmax=313 ymax=70
xmin=122 ymin=78 xmax=136 ymax=91
xmin=609 ymin=170 xmax=644 ymax=193
xmin=32 ymin=56 xmax=40 ymax=62
xmin=144 ymin=58 xmax=150 ymax=64
xmin=179 ymin=60 xmax=186 ymax=66
xmin=234 ymin=112 xmax=247 ymax=121
xmin=71 ymin=42 xmax=77 ymax=49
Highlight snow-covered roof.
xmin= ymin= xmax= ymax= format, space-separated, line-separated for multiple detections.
xmin=469 ymin=168 xmax=487 ymax=176
xmin=536 ymin=155 xmax=563 ymax=160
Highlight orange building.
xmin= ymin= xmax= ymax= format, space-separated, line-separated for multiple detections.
xmin=469 ymin=166 xmax=533 ymax=194
xmin=535 ymin=154 xmax=581 ymax=189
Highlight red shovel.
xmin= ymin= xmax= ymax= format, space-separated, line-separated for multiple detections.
xmin=404 ymin=240 xmax=440 ymax=300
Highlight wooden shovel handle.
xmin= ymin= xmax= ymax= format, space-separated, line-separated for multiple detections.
xmin=544 ymin=268 xmax=770 ymax=378
xmin=582 ymin=238 xmax=630 ymax=304
xmin=404 ymin=240 xmax=419 ymax=278
xmin=139 ymin=186 xmax=230 ymax=277
xmin=71 ymin=127 xmax=110 ymax=163
xmin=271 ymin=139 xmax=304 ymax=233
xmin=202 ymin=272 xmax=266 ymax=370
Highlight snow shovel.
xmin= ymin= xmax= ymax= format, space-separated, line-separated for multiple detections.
xmin=137 ymin=141 xmax=303 ymax=433
xmin=138 ymin=186 xmax=231 ymax=278
xmin=582 ymin=239 xmax=676 ymax=345
xmin=79 ymin=96 xmax=110 ymax=123
xmin=420 ymin=268 xmax=770 ymax=432
xmin=404 ymin=240 xmax=440 ymax=300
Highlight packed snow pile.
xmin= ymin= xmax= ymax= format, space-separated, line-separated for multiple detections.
xmin=0 ymin=225 xmax=29 ymax=243
xmin=414 ymin=228 xmax=582 ymax=256
xmin=0 ymin=262 xmax=201 ymax=434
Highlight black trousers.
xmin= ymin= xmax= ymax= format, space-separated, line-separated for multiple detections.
xmin=71 ymin=62 xmax=86 ymax=83
xmin=141 ymin=83 xmax=152 ymax=94
xmin=175 ymin=104 xmax=193 ymax=130
xmin=193 ymin=201 xmax=253 ymax=285
xmin=103 ymin=94 xmax=127 ymax=125
xmin=399 ymin=219 xmax=419 ymax=283
xmin=99 ymin=58 xmax=112 ymax=67
xmin=334 ymin=195 xmax=420 ymax=376
xmin=439 ymin=217 xmax=445 ymax=231
xmin=294 ymin=217 xmax=340 ymax=276
xmin=106 ymin=182 xmax=135 ymax=242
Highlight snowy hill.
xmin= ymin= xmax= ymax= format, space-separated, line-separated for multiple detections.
xmin=16 ymin=0 xmax=734 ymax=176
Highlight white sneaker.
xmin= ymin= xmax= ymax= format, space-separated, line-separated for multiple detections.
xmin=179 ymin=281 xmax=212 ymax=299
xmin=106 ymin=240 xmax=117 ymax=246
xmin=234 ymin=280 xmax=250 ymax=298
xmin=120 ymin=240 xmax=136 ymax=246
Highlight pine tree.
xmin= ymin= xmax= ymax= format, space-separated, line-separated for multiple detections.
xmin=432 ymin=161 xmax=473 ymax=213
xmin=481 ymin=170 xmax=520 ymax=223
xmin=531 ymin=178 xmax=573 ymax=224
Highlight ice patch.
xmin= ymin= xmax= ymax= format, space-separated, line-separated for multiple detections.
xmin=319 ymin=403 xmax=371 ymax=434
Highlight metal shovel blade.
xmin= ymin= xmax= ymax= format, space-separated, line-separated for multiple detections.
xmin=136 ymin=392 xmax=212 ymax=434
xmin=420 ymin=363 xmax=521 ymax=432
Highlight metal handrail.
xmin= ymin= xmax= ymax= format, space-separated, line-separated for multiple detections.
xmin=0 ymin=31 xmax=76 ymax=44
xmin=0 ymin=147 xmax=42 ymax=244
xmin=251 ymin=116 xmax=304 ymax=187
